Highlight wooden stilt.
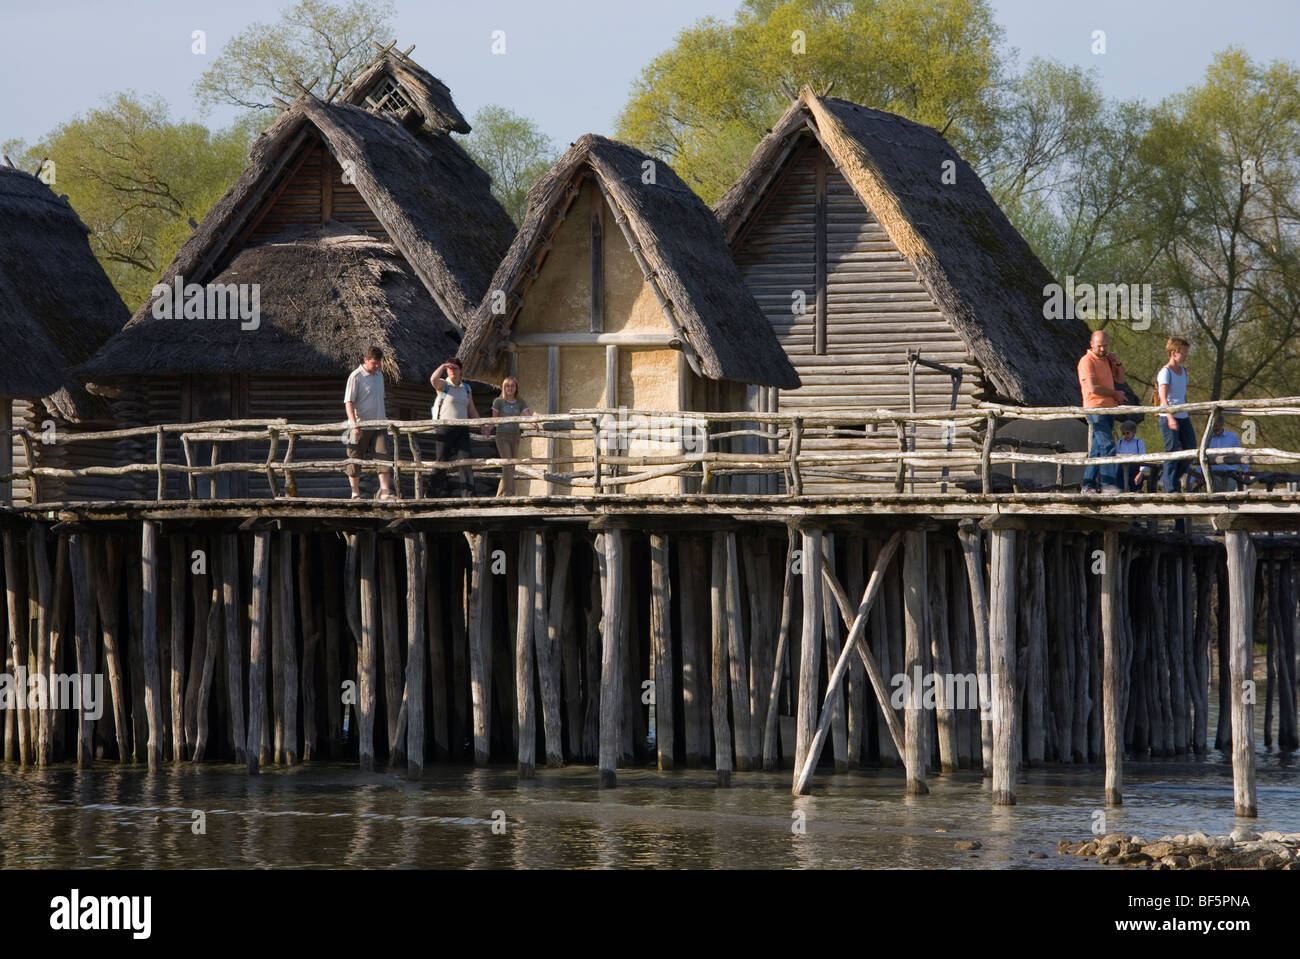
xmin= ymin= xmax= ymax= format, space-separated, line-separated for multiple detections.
xmin=762 ymin=527 xmax=796 ymax=770
xmin=723 ymin=532 xmax=754 ymax=771
xmin=794 ymin=531 xmax=903 ymax=794
xmin=94 ymin=536 xmax=130 ymax=761
xmin=449 ymin=544 xmax=470 ymax=759
xmin=297 ymin=534 xmax=317 ymax=761
xmin=32 ymin=524 xmax=51 ymax=766
xmin=378 ymin=539 xmax=401 ymax=761
xmin=357 ymin=531 xmax=378 ymax=771
xmin=598 ymin=530 xmax=627 ymax=787
xmin=124 ymin=546 xmax=144 ymax=762
xmin=404 ymin=532 xmax=426 ymax=777
xmin=929 ymin=540 xmax=957 ymax=773
xmin=679 ymin=536 xmax=706 ymax=767
xmin=868 ymin=536 xmax=899 ymax=767
xmin=988 ymin=527 xmax=1018 ymax=805
xmin=581 ymin=559 xmax=601 ymax=763
xmin=1025 ymin=532 xmax=1046 ymax=765
xmin=222 ymin=535 xmax=246 ymax=765
xmin=140 ymin=522 xmax=163 ymax=768
xmin=515 ymin=532 xmax=536 ymax=778
xmin=322 ymin=535 xmax=342 ymax=758
xmin=534 ymin=530 xmax=564 ymax=767
xmin=48 ymin=536 xmax=69 ymax=762
xmin=465 ymin=532 xmax=491 ymax=765
xmin=168 ymin=537 xmax=186 ymax=761
xmin=1224 ymin=529 xmax=1257 ymax=817
xmin=794 ymin=528 xmax=822 ymax=783
xmin=557 ymin=533 xmax=583 ymax=761
xmin=426 ymin=556 xmax=449 ymax=762
xmin=192 ymin=561 xmax=221 ymax=762
xmin=746 ymin=535 xmax=773 ymax=768
xmin=709 ymin=532 xmax=733 ymax=787
xmin=68 ymin=534 xmax=94 ymax=766
xmin=649 ymin=533 xmax=674 ymax=770
xmin=819 ymin=535 xmax=847 ymax=773
xmin=902 ymin=530 xmax=930 ymax=795
xmin=1100 ymin=529 xmax=1122 ymax=806
xmin=845 ymin=536 xmax=865 ymax=769
xmin=245 ymin=532 xmax=270 ymax=773
xmin=5 ymin=529 xmax=32 ymax=764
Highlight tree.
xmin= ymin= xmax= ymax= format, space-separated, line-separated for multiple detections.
xmin=461 ymin=106 xmax=558 ymax=226
xmin=4 ymin=94 xmax=253 ymax=311
xmin=194 ymin=0 xmax=395 ymax=116
xmin=1139 ymin=49 xmax=1300 ymax=407
xmin=616 ymin=0 xmax=1010 ymax=203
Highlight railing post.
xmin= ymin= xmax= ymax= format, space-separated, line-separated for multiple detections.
xmin=980 ymin=413 xmax=996 ymax=494
xmin=182 ymin=434 xmax=196 ymax=499
xmin=389 ymin=425 xmax=401 ymax=498
xmin=788 ymin=416 xmax=803 ymax=496
xmin=407 ymin=431 xmax=424 ymax=500
xmin=283 ymin=434 xmax=297 ymax=498
xmin=592 ymin=415 xmax=603 ymax=495
xmin=155 ymin=425 xmax=165 ymax=501
xmin=1197 ymin=402 xmax=1216 ymax=491
xmin=21 ymin=429 xmax=39 ymax=504
xmin=264 ymin=428 xmax=279 ymax=498
xmin=894 ymin=419 xmax=907 ymax=492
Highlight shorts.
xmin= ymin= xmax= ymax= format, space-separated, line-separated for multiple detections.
xmin=345 ymin=428 xmax=391 ymax=478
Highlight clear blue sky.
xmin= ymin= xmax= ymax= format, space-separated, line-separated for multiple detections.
xmin=1 ymin=0 xmax=1298 ymax=151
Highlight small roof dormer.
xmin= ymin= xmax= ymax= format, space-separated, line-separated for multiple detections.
xmin=340 ymin=41 xmax=471 ymax=135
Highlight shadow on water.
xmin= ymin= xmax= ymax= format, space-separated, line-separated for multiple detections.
xmin=1 ymin=746 xmax=1296 ymax=869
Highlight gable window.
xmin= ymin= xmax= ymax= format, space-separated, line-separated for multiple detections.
xmin=365 ymin=77 xmax=412 ymax=116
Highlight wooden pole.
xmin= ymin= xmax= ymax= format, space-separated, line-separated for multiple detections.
xmin=378 ymin=539 xmax=401 ymax=761
xmin=763 ymin=527 xmax=797 ymax=770
xmin=844 ymin=536 xmax=865 ymax=768
xmin=650 ymin=533 xmax=674 ymax=770
xmin=245 ymin=531 xmax=270 ymax=773
xmin=1225 ymin=529 xmax=1257 ymax=817
xmin=679 ymin=536 xmax=705 ymax=767
xmin=222 ymin=535 xmax=246 ymax=765
xmin=192 ymin=563 xmax=221 ymax=762
xmin=598 ymin=530 xmax=627 ymax=787
xmin=794 ymin=531 xmax=903 ymax=794
xmin=988 ymin=527 xmax=1018 ymax=805
xmin=515 ymin=532 xmax=536 ymax=778
xmin=794 ymin=528 xmax=822 ymax=783
xmin=724 ymin=532 xmax=755 ymax=771
xmin=710 ymin=532 xmax=734 ymax=786
xmin=32 ymin=524 xmax=51 ymax=766
xmin=297 ymin=534 xmax=318 ymax=761
xmin=557 ymin=533 xmax=582 ymax=760
xmin=68 ymin=533 xmax=94 ymax=766
xmin=426 ymin=553 xmax=449 ymax=762
xmin=1024 ymin=532 xmax=1046 ymax=764
xmin=5 ymin=529 xmax=32 ymax=764
xmin=167 ymin=538 xmax=186 ymax=760
xmin=404 ymin=532 xmax=426 ymax=777
xmin=902 ymin=529 xmax=929 ymax=796
xmin=957 ymin=521 xmax=993 ymax=775
xmin=1101 ymin=529 xmax=1122 ymax=806
xmin=358 ymin=531 xmax=378 ymax=771
xmin=94 ymin=536 xmax=130 ymax=762
xmin=819 ymin=536 xmax=847 ymax=773
xmin=140 ymin=522 xmax=163 ymax=768
xmin=533 ymin=530 xmax=564 ymax=766
xmin=465 ymin=532 xmax=491 ymax=765
xmin=929 ymin=540 xmax=958 ymax=773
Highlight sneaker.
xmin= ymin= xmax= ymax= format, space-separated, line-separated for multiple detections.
xmin=1100 ymin=484 xmax=1121 ymax=494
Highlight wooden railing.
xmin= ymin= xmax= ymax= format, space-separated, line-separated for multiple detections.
xmin=4 ymin=397 xmax=1300 ymax=503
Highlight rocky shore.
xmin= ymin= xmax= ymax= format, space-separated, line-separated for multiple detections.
xmin=1060 ymin=828 xmax=1300 ymax=869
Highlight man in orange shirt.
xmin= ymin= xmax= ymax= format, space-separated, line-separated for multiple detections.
xmin=1077 ymin=329 xmax=1127 ymax=493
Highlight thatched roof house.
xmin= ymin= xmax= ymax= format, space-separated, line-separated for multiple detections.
xmin=0 ymin=165 xmax=129 ymax=503
xmin=79 ymin=47 xmax=516 ymax=498
xmin=459 ymin=133 xmax=797 ymax=494
xmin=717 ymin=88 xmax=1092 ymax=490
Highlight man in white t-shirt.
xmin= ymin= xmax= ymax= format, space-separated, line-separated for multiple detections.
xmin=344 ymin=345 xmax=394 ymax=500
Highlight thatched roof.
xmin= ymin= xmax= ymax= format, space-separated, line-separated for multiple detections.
xmin=460 ymin=134 xmax=799 ymax=390
xmin=341 ymin=47 xmax=470 ymax=134
xmin=81 ymin=224 xmax=458 ymax=381
xmin=84 ymin=83 xmax=514 ymax=385
xmin=716 ymin=89 xmax=1092 ymax=407
xmin=0 ymin=166 xmax=127 ymax=419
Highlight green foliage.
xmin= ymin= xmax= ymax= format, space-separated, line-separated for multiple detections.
xmin=615 ymin=0 xmax=1009 ymax=203
xmin=5 ymin=94 xmax=252 ymax=312
xmin=460 ymin=106 xmax=557 ymax=226
xmin=194 ymin=0 xmax=395 ymax=115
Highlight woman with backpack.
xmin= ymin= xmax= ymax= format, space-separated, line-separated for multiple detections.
xmin=1156 ymin=337 xmax=1195 ymax=494
xmin=430 ymin=358 xmax=480 ymax=497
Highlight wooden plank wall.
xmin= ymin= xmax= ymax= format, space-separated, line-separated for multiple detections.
xmin=733 ymin=138 xmax=986 ymax=492
xmin=250 ymin=140 xmax=388 ymax=242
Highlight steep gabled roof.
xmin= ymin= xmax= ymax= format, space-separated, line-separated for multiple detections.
xmin=717 ymin=89 xmax=1092 ymax=407
xmin=460 ymin=134 xmax=800 ymax=390
xmin=341 ymin=46 xmax=470 ymax=134
xmin=0 ymin=166 xmax=128 ymax=419
xmin=83 ymin=83 xmax=515 ymax=385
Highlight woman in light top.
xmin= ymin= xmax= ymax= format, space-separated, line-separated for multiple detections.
xmin=1156 ymin=337 xmax=1194 ymax=494
xmin=430 ymin=357 xmax=480 ymax=497
xmin=489 ymin=376 xmax=531 ymax=496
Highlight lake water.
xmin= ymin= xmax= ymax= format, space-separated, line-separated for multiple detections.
xmin=2 ymin=747 xmax=1296 ymax=869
